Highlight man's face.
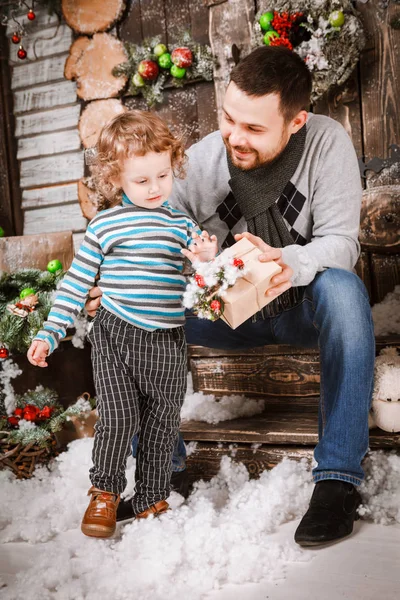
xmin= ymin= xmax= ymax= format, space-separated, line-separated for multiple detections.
xmin=220 ymin=82 xmax=291 ymax=171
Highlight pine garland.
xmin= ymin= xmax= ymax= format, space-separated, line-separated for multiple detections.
xmin=113 ymin=31 xmax=214 ymax=107
xmin=0 ymin=268 xmax=63 ymax=354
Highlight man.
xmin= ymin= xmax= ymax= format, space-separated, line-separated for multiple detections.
xmin=86 ymin=46 xmax=374 ymax=546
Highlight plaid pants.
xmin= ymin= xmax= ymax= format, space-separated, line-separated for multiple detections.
xmin=87 ymin=307 xmax=187 ymax=514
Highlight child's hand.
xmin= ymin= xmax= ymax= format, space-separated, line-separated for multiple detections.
xmin=182 ymin=231 xmax=218 ymax=263
xmin=27 ymin=340 xmax=50 ymax=368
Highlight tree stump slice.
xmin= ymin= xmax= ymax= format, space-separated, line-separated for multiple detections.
xmin=74 ymin=33 xmax=128 ymax=101
xmin=78 ymin=178 xmax=100 ymax=220
xmin=62 ymin=0 xmax=126 ymax=34
xmin=78 ymin=98 xmax=127 ymax=148
xmin=64 ymin=36 xmax=91 ymax=80
xmin=360 ymin=185 xmax=400 ymax=253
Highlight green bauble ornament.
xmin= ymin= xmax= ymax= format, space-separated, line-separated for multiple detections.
xmin=47 ymin=259 xmax=62 ymax=273
xmin=132 ymin=72 xmax=145 ymax=87
xmin=154 ymin=43 xmax=168 ymax=57
xmin=0 ymin=226 xmax=4 ymax=237
xmin=259 ymin=11 xmax=274 ymax=31
xmin=263 ymin=30 xmax=280 ymax=45
xmin=20 ymin=287 xmax=36 ymax=299
xmin=170 ymin=65 xmax=186 ymax=79
xmin=329 ymin=10 xmax=345 ymax=27
xmin=158 ymin=52 xmax=172 ymax=69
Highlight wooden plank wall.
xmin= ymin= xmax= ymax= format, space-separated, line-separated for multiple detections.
xmin=7 ymin=9 xmax=86 ymax=251
xmin=119 ymin=0 xmax=218 ymax=146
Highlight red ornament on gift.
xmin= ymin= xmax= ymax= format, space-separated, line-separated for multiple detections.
xmin=17 ymin=46 xmax=27 ymax=60
xmin=195 ymin=274 xmax=205 ymax=288
xmin=27 ymin=9 xmax=36 ymax=21
xmin=23 ymin=404 xmax=40 ymax=421
xmin=210 ymin=300 xmax=221 ymax=312
xmin=233 ymin=258 xmax=244 ymax=269
xmin=11 ymin=32 xmax=21 ymax=44
xmin=7 ymin=416 xmax=20 ymax=428
xmin=0 ymin=346 xmax=9 ymax=359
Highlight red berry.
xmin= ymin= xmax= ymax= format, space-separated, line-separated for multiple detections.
xmin=7 ymin=416 xmax=20 ymax=428
xmin=27 ymin=10 xmax=36 ymax=21
xmin=171 ymin=47 xmax=193 ymax=68
xmin=233 ymin=258 xmax=244 ymax=269
xmin=138 ymin=59 xmax=159 ymax=81
xmin=194 ymin=274 xmax=205 ymax=288
xmin=38 ymin=406 xmax=52 ymax=420
xmin=14 ymin=408 xmax=23 ymax=417
xmin=17 ymin=46 xmax=27 ymax=60
xmin=210 ymin=300 xmax=221 ymax=312
xmin=0 ymin=346 xmax=9 ymax=359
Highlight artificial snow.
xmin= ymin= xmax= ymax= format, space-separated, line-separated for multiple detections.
xmin=1 ymin=439 xmax=400 ymax=600
xmin=372 ymin=285 xmax=400 ymax=336
xmin=181 ymin=390 xmax=265 ymax=424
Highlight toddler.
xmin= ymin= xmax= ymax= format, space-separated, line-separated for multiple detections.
xmin=27 ymin=111 xmax=217 ymax=538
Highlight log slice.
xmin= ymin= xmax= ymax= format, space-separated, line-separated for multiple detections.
xmin=62 ymin=0 xmax=126 ymax=34
xmin=78 ymin=98 xmax=127 ymax=148
xmin=74 ymin=33 xmax=128 ymax=100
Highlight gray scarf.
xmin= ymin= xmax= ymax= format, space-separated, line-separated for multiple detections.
xmin=227 ymin=125 xmax=307 ymax=317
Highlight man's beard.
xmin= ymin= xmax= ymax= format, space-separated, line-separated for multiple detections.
xmin=223 ymin=131 xmax=289 ymax=171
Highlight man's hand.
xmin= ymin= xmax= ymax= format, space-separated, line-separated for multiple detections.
xmin=85 ymin=286 xmax=102 ymax=317
xmin=234 ymin=232 xmax=293 ymax=298
xmin=27 ymin=340 xmax=50 ymax=368
xmin=181 ymin=231 xmax=218 ymax=263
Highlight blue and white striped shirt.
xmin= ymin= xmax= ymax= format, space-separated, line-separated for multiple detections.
xmin=35 ymin=194 xmax=200 ymax=353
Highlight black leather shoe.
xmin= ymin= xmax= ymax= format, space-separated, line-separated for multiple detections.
xmin=116 ymin=470 xmax=191 ymax=522
xmin=294 ymin=480 xmax=362 ymax=547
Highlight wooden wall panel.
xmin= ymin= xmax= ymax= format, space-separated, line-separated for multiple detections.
xmin=358 ymin=1 xmax=400 ymax=188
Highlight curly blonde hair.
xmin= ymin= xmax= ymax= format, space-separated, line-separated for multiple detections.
xmin=90 ymin=110 xmax=187 ymax=210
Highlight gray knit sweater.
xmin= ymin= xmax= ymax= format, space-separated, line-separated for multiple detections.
xmin=169 ymin=113 xmax=362 ymax=287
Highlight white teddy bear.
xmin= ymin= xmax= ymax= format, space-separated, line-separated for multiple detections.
xmin=369 ymin=347 xmax=400 ymax=433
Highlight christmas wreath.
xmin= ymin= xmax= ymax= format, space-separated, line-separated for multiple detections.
xmin=0 ymin=388 xmax=95 ymax=478
xmin=252 ymin=0 xmax=365 ymax=102
xmin=183 ymin=254 xmax=246 ymax=321
xmin=1 ymin=388 xmax=94 ymax=448
xmin=113 ymin=32 xmax=214 ymax=107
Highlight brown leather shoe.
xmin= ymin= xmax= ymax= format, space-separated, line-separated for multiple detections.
xmin=81 ymin=486 xmax=120 ymax=538
xmin=135 ymin=499 xmax=169 ymax=519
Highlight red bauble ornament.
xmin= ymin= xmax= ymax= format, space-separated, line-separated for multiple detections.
xmin=0 ymin=346 xmax=9 ymax=359
xmin=11 ymin=32 xmax=21 ymax=44
xmin=210 ymin=300 xmax=221 ymax=312
xmin=7 ymin=416 xmax=20 ymax=428
xmin=194 ymin=274 xmax=205 ymax=288
xmin=27 ymin=9 xmax=36 ymax=21
xmin=14 ymin=408 xmax=23 ymax=417
xmin=138 ymin=59 xmax=159 ymax=81
xmin=23 ymin=404 xmax=40 ymax=421
xmin=233 ymin=258 xmax=244 ymax=269
xmin=171 ymin=47 xmax=193 ymax=68
xmin=17 ymin=46 xmax=27 ymax=60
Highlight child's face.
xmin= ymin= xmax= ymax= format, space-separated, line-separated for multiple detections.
xmin=115 ymin=150 xmax=173 ymax=209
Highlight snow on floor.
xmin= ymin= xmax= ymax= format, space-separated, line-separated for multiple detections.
xmin=1 ymin=439 xmax=400 ymax=600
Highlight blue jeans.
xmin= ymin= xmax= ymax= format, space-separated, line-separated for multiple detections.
xmin=132 ymin=269 xmax=375 ymax=485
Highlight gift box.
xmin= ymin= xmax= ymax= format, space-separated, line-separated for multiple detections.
xmin=0 ymin=231 xmax=74 ymax=273
xmin=219 ymin=238 xmax=282 ymax=329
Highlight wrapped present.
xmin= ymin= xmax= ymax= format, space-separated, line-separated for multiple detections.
xmin=219 ymin=238 xmax=282 ymax=329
